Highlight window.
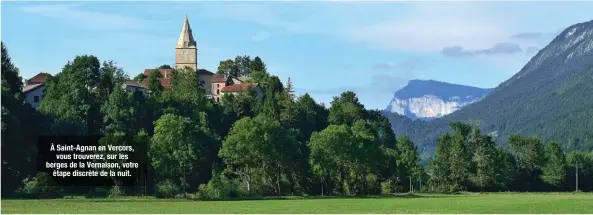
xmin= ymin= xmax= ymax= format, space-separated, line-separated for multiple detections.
xmin=216 ymin=97 xmax=220 ymax=102
xmin=217 ymin=84 xmax=220 ymax=87
xmin=217 ymin=89 xmax=220 ymax=95
xmin=34 ymin=96 xmax=39 ymax=103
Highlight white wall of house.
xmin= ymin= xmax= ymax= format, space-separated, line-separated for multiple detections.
xmin=125 ymin=86 xmax=148 ymax=96
xmin=199 ymin=74 xmax=213 ymax=95
xmin=24 ymin=85 xmax=45 ymax=109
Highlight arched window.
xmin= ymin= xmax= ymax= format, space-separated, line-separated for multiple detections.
xmin=217 ymin=89 xmax=220 ymax=95
xmin=216 ymin=97 xmax=220 ymax=102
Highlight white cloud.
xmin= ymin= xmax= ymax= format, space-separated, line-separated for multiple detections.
xmin=251 ymin=31 xmax=272 ymax=42
xmin=17 ymin=3 xmax=150 ymax=30
xmin=195 ymin=3 xmax=308 ymax=33
xmin=345 ymin=2 xmax=514 ymax=52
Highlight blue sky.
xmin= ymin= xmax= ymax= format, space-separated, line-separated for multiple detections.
xmin=2 ymin=1 xmax=593 ymax=109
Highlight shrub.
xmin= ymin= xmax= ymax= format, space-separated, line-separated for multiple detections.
xmin=108 ymin=185 xmax=124 ymax=198
xmin=16 ymin=172 xmax=63 ymax=198
xmin=381 ymin=179 xmax=395 ymax=195
xmin=155 ymin=179 xmax=180 ymax=198
xmin=197 ymin=176 xmax=234 ymax=200
xmin=365 ymin=173 xmax=379 ymax=194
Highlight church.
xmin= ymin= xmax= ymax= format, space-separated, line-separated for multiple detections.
xmin=139 ymin=16 xmax=263 ymax=102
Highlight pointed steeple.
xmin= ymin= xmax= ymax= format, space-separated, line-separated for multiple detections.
xmin=176 ymin=15 xmax=196 ymax=48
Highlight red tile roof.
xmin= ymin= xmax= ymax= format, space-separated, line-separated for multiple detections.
xmin=221 ymin=83 xmax=258 ymax=93
xmin=141 ymin=78 xmax=171 ymax=88
xmin=27 ymin=73 xmax=50 ymax=85
xmin=144 ymin=69 xmax=174 ymax=78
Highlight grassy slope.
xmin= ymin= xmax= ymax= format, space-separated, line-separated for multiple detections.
xmin=2 ymin=193 xmax=593 ymax=214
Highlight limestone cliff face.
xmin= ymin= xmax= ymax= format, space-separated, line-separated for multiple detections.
xmin=385 ymin=80 xmax=491 ymax=120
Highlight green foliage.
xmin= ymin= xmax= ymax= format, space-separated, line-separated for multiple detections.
xmin=509 ymin=135 xmax=545 ymax=190
xmin=151 ymin=114 xmax=204 ymax=197
xmin=16 ymin=172 xmax=63 ymax=199
xmin=427 ymin=133 xmax=454 ymax=192
xmin=219 ymin=115 xmax=302 ymax=195
xmin=217 ymin=59 xmax=239 ymax=78
xmin=250 ymin=56 xmax=267 ymax=73
xmin=541 ymin=142 xmax=567 ymax=188
xmin=147 ymin=69 xmax=164 ymax=97
xmin=155 ymin=179 xmax=181 ymax=198
xmin=108 ymin=185 xmax=124 ymax=198
xmin=2 ymin=94 xmax=39 ymax=196
xmin=294 ymin=93 xmax=329 ymax=142
xmin=197 ymin=174 xmax=236 ymax=200
xmin=217 ymin=55 xmax=268 ymax=82
xmin=39 ymin=55 xmax=126 ymax=135
xmin=329 ymin=91 xmax=366 ymax=125
xmin=1 ymin=42 xmax=23 ymax=101
xmin=133 ymin=73 xmax=146 ymax=83
xmin=158 ymin=64 xmax=173 ymax=69
xmin=396 ymin=136 xmax=421 ymax=191
xmin=234 ymin=55 xmax=252 ymax=77
xmin=309 ymin=119 xmax=388 ymax=195
xmin=102 ymin=88 xmax=136 ymax=135
xmin=381 ymin=179 xmax=396 ymax=195
xmin=468 ymin=127 xmax=499 ymax=191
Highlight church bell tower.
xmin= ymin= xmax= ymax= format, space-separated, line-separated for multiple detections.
xmin=175 ymin=15 xmax=198 ymax=71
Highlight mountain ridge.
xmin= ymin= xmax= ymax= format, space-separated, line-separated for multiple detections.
xmin=386 ymin=19 xmax=593 ymax=156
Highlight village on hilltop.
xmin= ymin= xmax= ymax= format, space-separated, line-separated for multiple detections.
xmin=22 ymin=16 xmax=263 ymax=109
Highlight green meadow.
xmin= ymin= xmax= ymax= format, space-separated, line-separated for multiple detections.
xmin=2 ymin=193 xmax=593 ymax=214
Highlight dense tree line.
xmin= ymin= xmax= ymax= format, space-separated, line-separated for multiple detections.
xmin=2 ymin=42 xmax=592 ymax=199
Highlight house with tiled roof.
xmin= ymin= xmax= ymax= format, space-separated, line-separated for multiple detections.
xmin=220 ymin=82 xmax=263 ymax=102
xmin=141 ymin=69 xmax=174 ymax=88
xmin=210 ymin=74 xmax=262 ymax=102
xmin=25 ymin=72 xmax=50 ymax=86
xmin=22 ymin=72 xmax=52 ymax=109
xmin=123 ymin=80 xmax=148 ymax=96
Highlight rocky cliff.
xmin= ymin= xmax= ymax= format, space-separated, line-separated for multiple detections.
xmin=385 ymin=80 xmax=492 ymax=120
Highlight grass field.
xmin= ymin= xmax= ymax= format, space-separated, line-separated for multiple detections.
xmin=2 ymin=193 xmax=593 ymax=214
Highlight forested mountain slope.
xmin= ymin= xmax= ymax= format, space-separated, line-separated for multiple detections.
xmin=386 ymin=20 xmax=593 ymax=156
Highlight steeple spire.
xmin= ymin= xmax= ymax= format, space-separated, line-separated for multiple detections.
xmin=176 ymin=15 xmax=196 ymax=48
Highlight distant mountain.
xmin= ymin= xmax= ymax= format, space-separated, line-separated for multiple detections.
xmin=385 ymin=80 xmax=492 ymax=120
xmin=386 ymin=20 xmax=593 ymax=156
